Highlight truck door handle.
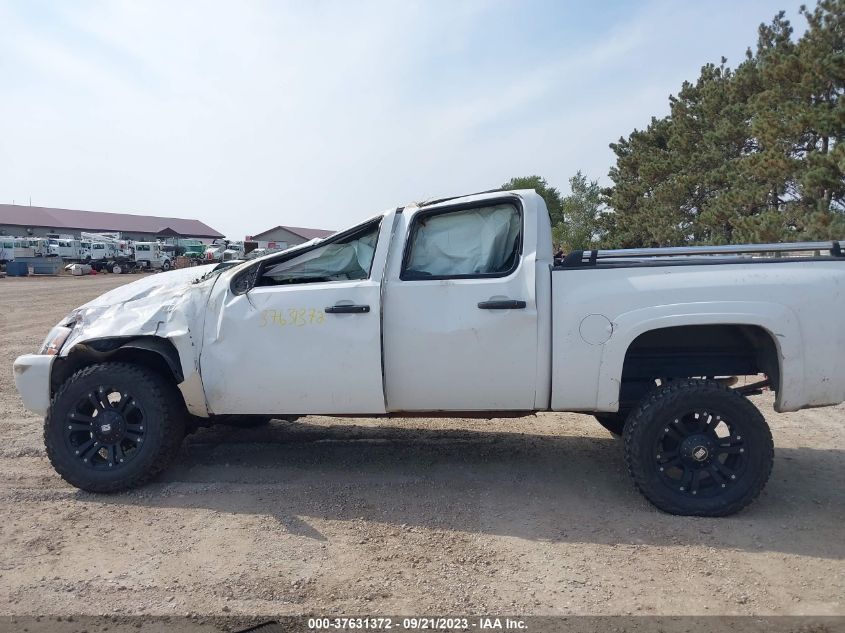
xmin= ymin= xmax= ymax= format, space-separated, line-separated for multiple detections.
xmin=325 ymin=304 xmax=370 ymax=314
xmin=477 ymin=299 xmax=527 ymax=310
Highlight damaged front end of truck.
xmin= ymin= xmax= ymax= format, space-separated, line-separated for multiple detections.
xmin=14 ymin=264 xmax=227 ymax=419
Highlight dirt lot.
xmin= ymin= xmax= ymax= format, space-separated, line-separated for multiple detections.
xmin=0 ymin=273 xmax=843 ymax=619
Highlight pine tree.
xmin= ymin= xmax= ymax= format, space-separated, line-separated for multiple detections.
xmin=554 ymin=172 xmax=606 ymax=252
xmin=605 ymin=0 xmax=845 ymax=247
xmin=501 ymin=175 xmax=564 ymax=226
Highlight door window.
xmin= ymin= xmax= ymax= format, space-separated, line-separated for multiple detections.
xmin=259 ymin=220 xmax=380 ymax=286
xmin=402 ymin=203 xmax=522 ymax=279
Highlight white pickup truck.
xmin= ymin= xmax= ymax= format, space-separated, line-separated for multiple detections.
xmin=13 ymin=190 xmax=845 ymax=516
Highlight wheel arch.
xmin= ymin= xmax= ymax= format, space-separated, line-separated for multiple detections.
xmin=51 ymin=336 xmax=184 ymax=398
xmin=596 ymin=302 xmax=805 ymax=413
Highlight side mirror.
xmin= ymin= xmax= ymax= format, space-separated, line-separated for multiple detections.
xmin=230 ymin=262 xmax=261 ymax=295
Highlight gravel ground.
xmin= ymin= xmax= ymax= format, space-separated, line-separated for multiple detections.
xmin=0 ymin=273 xmax=843 ymax=618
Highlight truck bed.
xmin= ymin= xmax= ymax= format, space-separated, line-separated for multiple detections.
xmin=549 ymin=247 xmax=845 ymax=414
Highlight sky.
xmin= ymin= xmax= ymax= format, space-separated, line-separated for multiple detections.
xmin=0 ymin=0 xmax=798 ymax=239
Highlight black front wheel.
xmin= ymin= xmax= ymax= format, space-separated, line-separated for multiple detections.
xmin=624 ymin=379 xmax=773 ymax=517
xmin=44 ymin=362 xmax=186 ymax=492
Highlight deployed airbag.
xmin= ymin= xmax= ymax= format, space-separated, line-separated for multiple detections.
xmin=263 ymin=225 xmax=378 ymax=282
xmin=405 ymin=204 xmax=521 ymax=276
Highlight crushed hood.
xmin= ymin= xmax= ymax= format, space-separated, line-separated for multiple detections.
xmin=57 ymin=264 xmax=226 ymax=418
xmin=79 ymin=264 xmax=220 ymax=309
xmin=61 ymin=264 xmax=225 ymax=359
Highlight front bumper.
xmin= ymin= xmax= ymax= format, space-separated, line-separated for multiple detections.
xmin=12 ymin=354 xmax=55 ymax=417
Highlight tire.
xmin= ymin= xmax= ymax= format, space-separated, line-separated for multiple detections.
xmin=623 ymin=379 xmax=773 ymax=517
xmin=161 ymin=259 xmax=171 ymax=272
xmin=112 ymin=263 xmax=122 ymax=274
xmin=44 ymin=362 xmax=186 ymax=493
xmin=594 ymin=411 xmax=629 ymax=436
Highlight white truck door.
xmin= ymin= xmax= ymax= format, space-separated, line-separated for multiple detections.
xmin=199 ymin=215 xmax=393 ymax=416
xmin=383 ymin=195 xmax=539 ymax=411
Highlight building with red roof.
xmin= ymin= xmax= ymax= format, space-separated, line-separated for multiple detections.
xmin=0 ymin=203 xmax=223 ymax=241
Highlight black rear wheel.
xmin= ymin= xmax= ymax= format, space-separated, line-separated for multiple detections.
xmin=624 ymin=379 xmax=773 ymax=516
xmin=45 ymin=363 xmax=186 ymax=492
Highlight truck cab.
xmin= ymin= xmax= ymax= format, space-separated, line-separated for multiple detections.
xmin=0 ymin=238 xmax=16 ymax=263
xmin=28 ymin=238 xmax=50 ymax=257
xmin=205 ymin=241 xmax=244 ymax=262
xmin=134 ymin=242 xmax=172 ymax=271
xmin=89 ymin=242 xmax=112 ymax=261
xmin=48 ymin=238 xmax=82 ymax=260
xmin=199 ymin=193 xmax=547 ymax=416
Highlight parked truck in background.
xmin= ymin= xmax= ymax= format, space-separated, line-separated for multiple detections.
xmin=205 ymin=239 xmax=244 ymax=263
xmin=27 ymin=238 xmax=51 ymax=257
xmin=133 ymin=242 xmax=172 ymax=272
xmin=47 ymin=238 xmax=84 ymax=260
xmin=173 ymin=239 xmax=206 ymax=261
xmin=0 ymin=238 xmax=35 ymax=262
xmin=12 ymin=190 xmax=845 ymax=516
xmin=2 ymin=231 xmax=179 ymax=274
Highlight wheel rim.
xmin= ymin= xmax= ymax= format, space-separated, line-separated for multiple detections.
xmin=653 ymin=409 xmax=749 ymax=498
xmin=63 ymin=386 xmax=147 ymax=471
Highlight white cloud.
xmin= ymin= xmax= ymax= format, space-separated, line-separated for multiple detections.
xmin=0 ymin=0 xmax=790 ymax=237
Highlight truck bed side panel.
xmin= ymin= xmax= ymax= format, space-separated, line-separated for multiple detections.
xmin=550 ymin=261 xmax=845 ymax=413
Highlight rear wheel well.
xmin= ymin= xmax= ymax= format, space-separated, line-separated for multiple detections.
xmin=618 ymin=324 xmax=780 ymax=409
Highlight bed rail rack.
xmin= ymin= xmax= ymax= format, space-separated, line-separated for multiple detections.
xmin=558 ymin=240 xmax=845 ymax=267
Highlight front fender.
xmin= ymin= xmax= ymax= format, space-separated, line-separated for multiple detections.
xmin=596 ymin=301 xmax=804 ymax=412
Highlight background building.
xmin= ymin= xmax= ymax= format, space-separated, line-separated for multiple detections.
xmin=0 ymin=203 xmax=223 ymax=242
xmin=248 ymin=225 xmax=335 ymax=250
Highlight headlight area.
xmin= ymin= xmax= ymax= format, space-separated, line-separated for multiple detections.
xmin=39 ymin=325 xmax=74 ymax=356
